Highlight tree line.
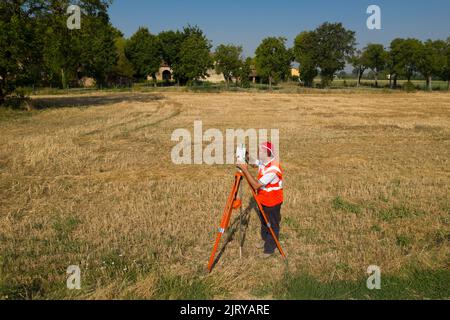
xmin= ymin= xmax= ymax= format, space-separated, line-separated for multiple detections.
xmin=2 ymin=1 xmax=450 ymax=105
xmin=0 ymin=0 xmax=118 ymax=104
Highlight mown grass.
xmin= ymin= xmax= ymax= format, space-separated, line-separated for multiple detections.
xmin=0 ymin=270 xmax=215 ymax=300
xmin=4 ymin=262 xmax=446 ymax=300
xmin=1 ymin=91 xmax=449 ymax=300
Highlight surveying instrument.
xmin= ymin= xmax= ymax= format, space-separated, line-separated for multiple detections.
xmin=207 ymin=145 xmax=287 ymax=272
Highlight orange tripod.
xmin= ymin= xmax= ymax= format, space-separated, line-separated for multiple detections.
xmin=207 ymin=171 xmax=287 ymax=272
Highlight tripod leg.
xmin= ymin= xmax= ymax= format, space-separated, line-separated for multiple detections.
xmin=239 ymin=183 xmax=244 ymax=259
xmin=207 ymin=173 xmax=243 ymax=272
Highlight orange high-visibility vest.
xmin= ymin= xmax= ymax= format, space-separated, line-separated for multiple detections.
xmin=257 ymin=160 xmax=284 ymax=207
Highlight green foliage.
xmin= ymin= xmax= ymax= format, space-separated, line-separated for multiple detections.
xmin=1 ymin=2 xmax=449 ymax=101
xmin=80 ymin=17 xmax=119 ymax=86
xmin=361 ymin=44 xmax=388 ymax=86
xmin=389 ymin=38 xmax=423 ymax=82
xmin=313 ymin=23 xmax=356 ymax=87
xmin=293 ymin=23 xmax=355 ymax=88
xmin=349 ymin=50 xmax=368 ymax=86
xmin=293 ymin=31 xmax=318 ymax=87
xmin=125 ymin=27 xmax=161 ymax=80
xmin=255 ymin=37 xmax=291 ymax=88
xmin=113 ymin=37 xmax=134 ymax=78
xmin=440 ymin=38 xmax=450 ymax=88
xmin=0 ymin=0 xmax=117 ymax=99
xmin=237 ymin=57 xmax=253 ymax=88
xmin=40 ymin=1 xmax=116 ymax=88
xmin=0 ymin=1 xmax=41 ymax=102
xmin=416 ymin=40 xmax=448 ymax=90
xmin=175 ymin=29 xmax=213 ymax=84
xmin=214 ymin=44 xmax=243 ymax=87
xmin=157 ymin=30 xmax=184 ymax=67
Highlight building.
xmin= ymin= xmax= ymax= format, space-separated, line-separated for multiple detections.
xmin=147 ymin=61 xmax=173 ymax=81
xmin=148 ymin=62 xmax=301 ymax=84
xmin=149 ymin=61 xmax=226 ymax=83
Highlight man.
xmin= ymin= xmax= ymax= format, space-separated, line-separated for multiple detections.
xmin=237 ymin=142 xmax=283 ymax=258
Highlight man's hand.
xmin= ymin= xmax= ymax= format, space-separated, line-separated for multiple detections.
xmin=236 ymin=163 xmax=248 ymax=172
xmin=237 ymin=163 xmax=262 ymax=191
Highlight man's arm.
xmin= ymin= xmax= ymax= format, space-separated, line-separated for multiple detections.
xmin=236 ymin=164 xmax=263 ymax=190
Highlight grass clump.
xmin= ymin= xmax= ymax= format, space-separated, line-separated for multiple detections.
xmin=396 ymin=235 xmax=412 ymax=248
xmin=332 ymin=196 xmax=362 ymax=214
xmin=153 ymin=275 xmax=214 ymax=300
xmin=378 ymin=206 xmax=426 ymax=222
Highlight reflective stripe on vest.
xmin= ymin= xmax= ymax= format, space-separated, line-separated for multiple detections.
xmin=261 ymin=180 xmax=283 ymax=192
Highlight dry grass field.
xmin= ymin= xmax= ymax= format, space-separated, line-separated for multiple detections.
xmin=0 ymin=91 xmax=449 ymax=299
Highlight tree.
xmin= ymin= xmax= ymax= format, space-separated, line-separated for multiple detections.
xmin=167 ymin=25 xmax=213 ymax=85
xmin=416 ymin=40 xmax=447 ymax=91
xmin=255 ymin=37 xmax=291 ymax=89
xmin=313 ymin=22 xmax=356 ymax=87
xmin=158 ymin=30 xmax=184 ymax=68
xmin=0 ymin=0 xmax=46 ymax=102
xmin=1 ymin=0 xmax=117 ymax=101
xmin=175 ymin=34 xmax=213 ymax=84
xmin=389 ymin=38 xmax=422 ymax=84
xmin=113 ymin=37 xmax=134 ymax=79
xmin=236 ymin=57 xmax=252 ymax=88
xmin=388 ymin=38 xmax=408 ymax=88
xmin=361 ymin=44 xmax=388 ymax=87
xmin=38 ymin=0 xmax=114 ymax=89
xmin=293 ymin=31 xmax=318 ymax=87
xmin=125 ymin=27 xmax=162 ymax=83
xmin=349 ymin=50 xmax=368 ymax=87
xmin=0 ymin=2 xmax=21 ymax=102
xmin=79 ymin=14 xmax=119 ymax=87
xmin=441 ymin=38 xmax=450 ymax=90
xmin=214 ymin=44 xmax=243 ymax=88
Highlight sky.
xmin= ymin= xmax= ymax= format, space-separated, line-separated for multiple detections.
xmin=109 ymin=0 xmax=450 ymax=58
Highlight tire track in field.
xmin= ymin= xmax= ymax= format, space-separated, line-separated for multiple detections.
xmin=81 ymin=104 xmax=164 ymax=137
xmin=126 ymin=101 xmax=183 ymax=133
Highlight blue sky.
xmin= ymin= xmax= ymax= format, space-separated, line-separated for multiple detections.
xmin=109 ymin=0 xmax=450 ymax=57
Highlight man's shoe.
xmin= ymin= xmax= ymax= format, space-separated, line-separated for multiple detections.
xmin=260 ymin=252 xmax=274 ymax=259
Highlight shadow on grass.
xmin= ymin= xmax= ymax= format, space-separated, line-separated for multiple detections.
xmin=31 ymin=93 xmax=165 ymax=110
xmin=273 ymin=269 xmax=450 ymax=300
xmin=208 ymin=199 xmax=257 ymax=272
